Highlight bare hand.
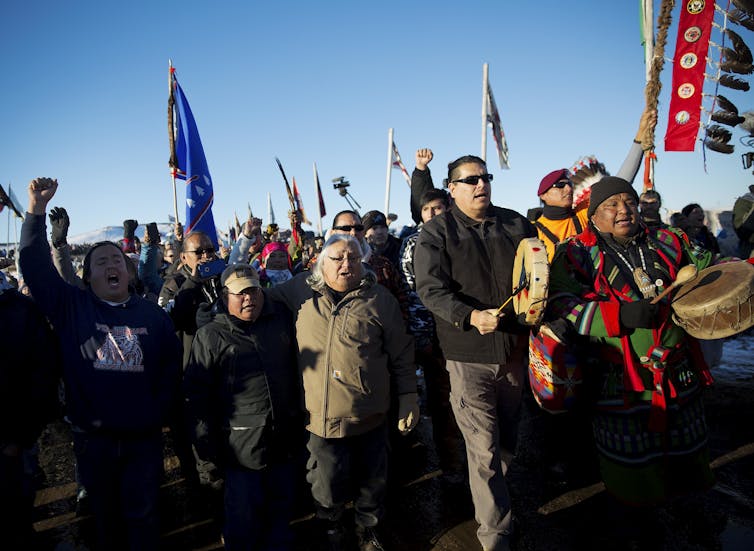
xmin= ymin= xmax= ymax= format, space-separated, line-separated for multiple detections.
xmin=415 ymin=148 xmax=433 ymax=171
xmin=28 ymin=177 xmax=58 ymax=214
xmin=174 ymin=222 xmax=184 ymax=241
xmin=470 ymin=308 xmax=501 ymax=335
xmin=243 ymin=217 xmax=263 ymax=238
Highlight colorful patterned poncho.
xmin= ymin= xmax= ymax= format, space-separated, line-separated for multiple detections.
xmin=547 ymin=223 xmax=716 ymax=505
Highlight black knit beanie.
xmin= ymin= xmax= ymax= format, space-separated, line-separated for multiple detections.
xmin=587 ymin=177 xmax=639 ymax=217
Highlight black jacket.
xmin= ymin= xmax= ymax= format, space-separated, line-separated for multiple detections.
xmin=184 ymin=297 xmax=302 ymax=470
xmin=0 ymin=289 xmax=61 ymax=448
xmin=414 ymin=203 xmax=536 ymax=363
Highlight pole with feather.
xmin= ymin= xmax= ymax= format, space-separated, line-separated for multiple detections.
xmin=167 ymin=59 xmax=180 ymax=225
xmin=275 ymin=157 xmax=301 ymax=246
xmin=641 ymin=0 xmax=675 ymax=191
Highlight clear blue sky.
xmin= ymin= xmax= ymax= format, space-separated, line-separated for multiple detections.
xmin=2 ymin=0 xmax=753 ymax=244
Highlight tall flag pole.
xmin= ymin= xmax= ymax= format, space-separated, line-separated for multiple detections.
xmin=170 ymin=66 xmax=219 ymax=247
xmin=313 ymin=162 xmax=326 ymax=237
xmin=481 ymin=64 xmax=489 ymax=163
xmin=167 ymin=60 xmax=180 ymax=225
xmin=384 ymin=128 xmax=394 ymax=216
xmin=484 ymin=66 xmax=510 ymax=170
xmin=391 ymin=140 xmax=411 ymax=187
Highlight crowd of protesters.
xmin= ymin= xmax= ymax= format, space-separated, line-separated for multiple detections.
xmin=0 ymin=128 xmax=739 ymax=551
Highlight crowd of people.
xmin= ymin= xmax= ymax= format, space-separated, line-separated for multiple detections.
xmin=2 ymin=114 xmax=750 ymax=551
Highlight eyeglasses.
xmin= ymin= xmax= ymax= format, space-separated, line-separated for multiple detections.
xmin=551 ymin=181 xmax=572 ymax=189
xmin=450 ymin=173 xmax=493 ymax=185
xmin=332 ymin=224 xmax=365 ymax=232
xmin=185 ymin=247 xmax=215 ymax=257
xmin=229 ymin=287 xmax=261 ymax=297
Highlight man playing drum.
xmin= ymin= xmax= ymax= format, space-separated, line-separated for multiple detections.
xmin=546 ymin=176 xmax=718 ymax=540
xmin=414 ymin=154 xmax=537 ymax=551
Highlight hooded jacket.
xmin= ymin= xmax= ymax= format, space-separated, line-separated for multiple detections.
xmin=184 ymin=298 xmax=301 ymax=469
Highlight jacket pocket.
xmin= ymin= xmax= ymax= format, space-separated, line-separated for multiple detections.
xmin=227 ymin=413 xmax=269 ymax=470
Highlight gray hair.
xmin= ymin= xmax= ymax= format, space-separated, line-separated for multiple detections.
xmin=307 ymin=234 xmax=365 ymax=292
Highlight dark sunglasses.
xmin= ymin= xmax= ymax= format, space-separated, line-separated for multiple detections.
xmin=332 ymin=224 xmax=365 ymax=232
xmin=450 ymin=173 xmax=494 ymax=185
xmin=551 ymin=180 xmax=572 ymax=189
xmin=185 ymin=247 xmax=215 ymax=257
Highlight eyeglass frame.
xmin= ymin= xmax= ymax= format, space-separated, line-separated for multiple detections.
xmin=332 ymin=224 xmax=365 ymax=232
xmin=184 ymin=247 xmax=216 ymax=257
xmin=449 ymin=173 xmax=494 ymax=186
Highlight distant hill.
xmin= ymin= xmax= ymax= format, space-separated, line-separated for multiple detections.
xmin=68 ymin=223 xmax=176 ymax=246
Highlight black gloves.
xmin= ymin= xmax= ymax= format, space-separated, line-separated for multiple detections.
xmin=146 ymin=222 xmax=161 ymax=244
xmin=620 ymin=299 xmax=659 ymax=329
xmin=49 ymin=207 xmax=70 ymax=248
xmin=123 ymin=219 xmax=139 ymax=240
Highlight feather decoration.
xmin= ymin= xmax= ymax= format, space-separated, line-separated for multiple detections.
xmin=569 ymin=156 xmax=608 ymax=208
xmin=732 ymin=0 xmax=754 ymax=18
xmin=726 ymin=29 xmax=753 ymax=64
xmin=721 ymin=50 xmax=754 ymax=74
xmin=705 ymin=124 xmax=733 ymax=143
xmin=728 ymin=8 xmax=754 ymax=32
xmin=716 ymin=94 xmax=740 ymax=115
xmin=711 ymin=110 xmax=746 ymax=126
xmin=719 ymin=73 xmax=751 ymax=91
xmin=703 ymin=138 xmax=735 ymax=154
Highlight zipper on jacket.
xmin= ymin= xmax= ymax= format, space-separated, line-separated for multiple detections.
xmin=322 ymin=302 xmax=339 ymax=436
xmin=481 ymin=221 xmax=505 ymax=359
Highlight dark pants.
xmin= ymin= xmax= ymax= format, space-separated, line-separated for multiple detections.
xmin=73 ymin=430 xmax=163 ymax=551
xmin=223 ymin=460 xmax=296 ymax=551
xmin=0 ymin=451 xmax=35 ymax=547
xmin=306 ymin=423 xmax=388 ymax=528
xmin=416 ymin=343 xmax=464 ymax=473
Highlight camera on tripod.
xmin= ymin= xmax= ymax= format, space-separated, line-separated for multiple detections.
xmin=332 ymin=176 xmax=350 ymax=196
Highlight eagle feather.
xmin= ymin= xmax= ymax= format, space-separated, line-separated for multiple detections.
xmin=719 ymin=73 xmax=751 ymax=91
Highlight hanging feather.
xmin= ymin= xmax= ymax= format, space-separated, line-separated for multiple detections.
xmin=716 ymin=94 xmax=740 ymax=115
xmin=721 ymin=51 xmax=754 ymax=74
xmin=569 ymin=156 xmax=608 ymax=208
xmin=704 ymin=138 xmax=735 ymax=154
xmin=729 ymin=8 xmax=754 ymax=32
xmin=705 ymin=124 xmax=733 ymax=143
xmin=732 ymin=0 xmax=754 ymax=18
xmin=719 ymin=73 xmax=751 ymax=91
xmin=711 ymin=110 xmax=746 ymax=126
xmin=726 ymin=29 xmax=753 ymax=64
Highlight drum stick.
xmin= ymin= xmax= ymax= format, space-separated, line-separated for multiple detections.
xmin=650 ymin=265 xmax=698 ymax=305
xmin=495 ymin=281 xmax=527 ymax=317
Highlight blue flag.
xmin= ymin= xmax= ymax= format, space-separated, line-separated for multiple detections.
xmin=171 ymin=72 xmax=218 ymax=247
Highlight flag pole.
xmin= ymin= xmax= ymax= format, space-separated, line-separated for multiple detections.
xmin=313 ymin=162 xmax=322 ymax=237
xmin=385 ymin=128 xmax=393 ymax=216
xmin=168 ymin=59 xmax=180 ymax=225
xmin=481 ymin=63 xmax=489 ymax=162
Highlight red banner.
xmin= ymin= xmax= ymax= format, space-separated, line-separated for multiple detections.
xmin=664 ymin=0 xmax=715 ymax=152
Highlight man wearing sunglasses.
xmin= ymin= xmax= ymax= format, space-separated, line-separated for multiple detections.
xmin=414 ymin=155 xmax=537 ymax=551
xmin=533 ymin=106 xmax=657 ymax=261
xmin=158 ymin=230 xmax=227 ymax=500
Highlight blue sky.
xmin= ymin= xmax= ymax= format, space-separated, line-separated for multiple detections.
xmin=2 ymin=0 xmax=753 ymax=244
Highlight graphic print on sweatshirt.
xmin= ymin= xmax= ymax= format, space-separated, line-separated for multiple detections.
xmin=93 ymin=323 xmax=147 ymax=372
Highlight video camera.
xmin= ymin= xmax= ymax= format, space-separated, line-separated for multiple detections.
xmin=332 ymin=176 xmax=350 ymax=195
